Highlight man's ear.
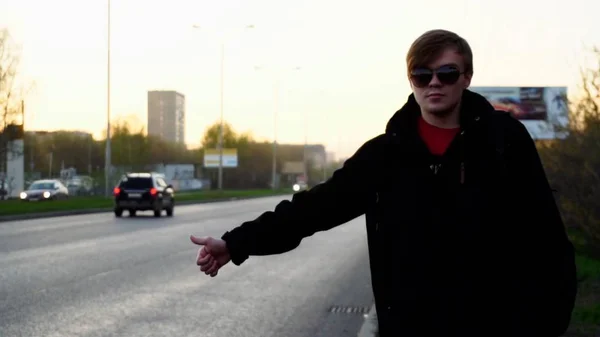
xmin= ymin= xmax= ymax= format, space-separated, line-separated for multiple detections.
xmin=463 ymin=72 xmax=473 ymax=89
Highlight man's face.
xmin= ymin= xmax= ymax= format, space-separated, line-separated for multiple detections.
xmin=409 ymin=48 xmax=472 ymax=116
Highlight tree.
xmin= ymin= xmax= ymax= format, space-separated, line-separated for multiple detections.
xmin=199 ymin=121 xmax=276 ymax=188
xmin=110 ymin=119 xmax=140 ymax=167
xmin=0 ymin=29 xmax=29 ymax=199
xmin=538 ymin=47 xmax=600 ymax=253
xmin=201 ymin=121 xmax=239 ymax=149
xmin=21 ymin=119 xmax=200 ymax=185
xmin=231 ymin=140 xmax=272 ymax=188
xmin=0 ymin=29 xmax=21 ymax=125
xmin=197 ymin=121 xmax=332 ymax=189
xmin=96 ymin=117 xmax=199 ymax=169
xmin=0 ymin=29 xmax=21 ymax=168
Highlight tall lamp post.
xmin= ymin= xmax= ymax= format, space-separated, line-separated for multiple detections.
xmin=192 ymin=24 xmax=254 ymax=190
xmin=254 ymin=66 xmax=301 ymax=190
xmin=104 ymin=0 xmax=112 ymax=197
xmin=304 ymin=108 xmax=308 ymax=182
xmin=217 ymin=41 xmax=224 ymax=191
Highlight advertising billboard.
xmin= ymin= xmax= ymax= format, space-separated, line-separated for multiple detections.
xmin=470 ymin=86 xmax=568 ymax=140
xmin=203 ymin=148 xmax=238 ymax=168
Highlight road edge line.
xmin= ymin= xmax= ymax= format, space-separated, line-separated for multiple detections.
xmin=357 ymin=303 xmax=378 ymax=337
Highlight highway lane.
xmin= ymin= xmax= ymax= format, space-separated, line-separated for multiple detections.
xmin=0 ymin=196 xmax=374 ymax=337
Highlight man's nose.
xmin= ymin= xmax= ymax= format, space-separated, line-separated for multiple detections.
xmin=429 ymin=73 xmax=442 ymax=87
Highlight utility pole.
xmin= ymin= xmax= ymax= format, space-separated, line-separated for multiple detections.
xmin=217 ymin=42 xmax=224 ymax=190
xmin=271 ymin=79 xmax=279 ymax=190
xmin=191 ymin=25 xmax=254 ymax=190
xmin=104 ymin=0 xmax=112 ymax=196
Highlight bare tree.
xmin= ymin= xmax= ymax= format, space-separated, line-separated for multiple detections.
xmin=539 ymin=47 xmax=600 ymax=251
xmin=0 ymin=28 xmax=27 ymax=199
xmin=0 ymin=29 xmax=23 ymax=125
xmin=574 ymin=47 xmax=600 ymax=128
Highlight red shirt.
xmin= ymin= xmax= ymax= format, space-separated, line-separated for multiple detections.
xmin=417 ymin=116 xmax=460 ymax=156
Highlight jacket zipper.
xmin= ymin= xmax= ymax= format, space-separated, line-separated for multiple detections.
xmin=430 ymin=129 xmax=465 ymax=177
xmin=457 ymin=115 xmax=482 ymax=184
xmin=431 ymin=125 xmax=473 ymax=186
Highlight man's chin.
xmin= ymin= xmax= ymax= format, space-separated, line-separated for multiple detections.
xmin=425 ymin=105 xmax=454 ymax=117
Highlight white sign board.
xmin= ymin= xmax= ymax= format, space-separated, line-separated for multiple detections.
xmin=470 ymin=86 xmax=568 ymax=140
xmin=203 ymin=148 xmax=238 ymax=168
xmin=164 ymin=164 xmax=195 ymax=181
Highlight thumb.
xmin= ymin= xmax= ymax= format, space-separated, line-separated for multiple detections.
xmin=190 ymin=235 xmax=209 ymax=246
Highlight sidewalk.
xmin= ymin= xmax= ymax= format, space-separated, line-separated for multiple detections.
xmin=357 ymin=304 xmax=378 ymax=337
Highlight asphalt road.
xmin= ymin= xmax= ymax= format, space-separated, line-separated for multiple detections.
xmin=0 ymin=196 xmax=374 ymax=337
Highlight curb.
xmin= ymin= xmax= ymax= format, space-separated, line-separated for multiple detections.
xmin=0 ymin=193 xmax=290 ymax=222
xmin=357 ymin=304 xmax=378 ymax=337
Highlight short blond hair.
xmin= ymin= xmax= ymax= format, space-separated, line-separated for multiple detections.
xmin=406 ymin=29 xmax=473 ymax=75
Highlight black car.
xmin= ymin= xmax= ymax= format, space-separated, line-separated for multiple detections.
xmin=113 ymin=173 xmax=175 ymax=217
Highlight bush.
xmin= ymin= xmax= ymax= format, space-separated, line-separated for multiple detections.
xmin=538 ymin=48 xmax=600 ymax=253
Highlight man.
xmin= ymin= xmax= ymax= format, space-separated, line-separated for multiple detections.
xmin=190 ymin=29 xmax=577 ymax=336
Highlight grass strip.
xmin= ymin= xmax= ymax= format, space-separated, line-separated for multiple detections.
xmin=0 ymin=189 xmax=291 ymax=216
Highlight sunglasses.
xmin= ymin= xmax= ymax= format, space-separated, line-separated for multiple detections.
xmin=410 ymin=65 xmax=464 ymax=88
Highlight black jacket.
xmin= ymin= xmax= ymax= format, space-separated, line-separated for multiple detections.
xmin=222 ymin=90 xmax=577 ymax=337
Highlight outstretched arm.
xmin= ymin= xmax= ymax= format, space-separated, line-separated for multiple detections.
xmin=221 ymin=134 xmax=387 ymax=265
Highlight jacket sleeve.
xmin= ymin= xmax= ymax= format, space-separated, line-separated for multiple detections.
xmin=221 ymin=134 xmax=387 ymax=266
xmin=506 ymin=118 xmax=577 ymax=334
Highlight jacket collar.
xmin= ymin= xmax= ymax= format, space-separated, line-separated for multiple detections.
xmin=385 ymin=89 xmax=496 ymax=135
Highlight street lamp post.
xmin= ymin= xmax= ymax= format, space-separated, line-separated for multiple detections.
xmin=192 ymin=24 xmax=254 ymax=191
xmin=105 ymin=0 xmax=112 ymax=197
xmin=254 ymin=66 xmax=301 ymax=190
xmin=217 ymin=42 xmax=224 ymax=190
xmin=272 ymin=78 xmax=279 ymax=190
xmin=304 ymin=109 xmax=307 ymax=181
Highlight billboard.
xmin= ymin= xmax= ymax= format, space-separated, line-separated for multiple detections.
xmin=470 ymin=86 xmax=568 ymax=140
xmin=282 ymin=161 xmax=305 ymax=174
xmin=203 ymin=148 xmax=238 ymax=168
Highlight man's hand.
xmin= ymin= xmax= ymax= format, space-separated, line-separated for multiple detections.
xmin=190 ymin=235 xmax=231 ymax=277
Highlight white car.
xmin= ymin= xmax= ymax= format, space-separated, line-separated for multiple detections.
xmin=292 ymin=182 xmax=308 ymax=192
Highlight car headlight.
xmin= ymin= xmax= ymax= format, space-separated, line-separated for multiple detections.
xmin=293 ymin=184 xmax=300 ymax=192
xmin=20 ymin=192 xmax=27 ymax=199
xmin=43 ymin=191 xmax=51 ymax=199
